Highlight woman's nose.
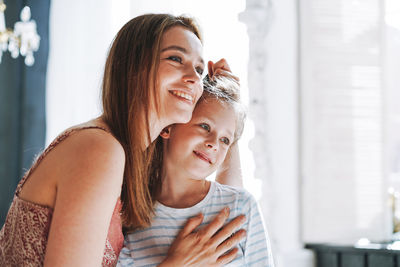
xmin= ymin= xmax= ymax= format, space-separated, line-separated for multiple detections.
xmin=183 ymin=65 xmax=201 ymax=84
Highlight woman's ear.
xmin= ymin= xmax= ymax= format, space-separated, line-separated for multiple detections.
xmin=160 ymin=126 xmax=172 ymax=139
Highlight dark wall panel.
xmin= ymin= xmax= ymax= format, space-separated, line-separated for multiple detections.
xmin=317 ymin=252 xmax=338 ymax=267
xmin=342 ymin=253 xmax=365 ymax=267
xmin=0 ymin=0 xmax=50 ymax=225
xmin=368 ymin=254 xmax=395 ymax=267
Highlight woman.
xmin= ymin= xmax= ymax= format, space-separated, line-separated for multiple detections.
xmin=0 ymin=14 xmax=244 ymax=266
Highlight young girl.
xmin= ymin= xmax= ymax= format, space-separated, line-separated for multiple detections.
xmin=0 ymin=14 xmax=245 ymax=266
xmin=118 ymin=76 xmax=274 ymax=266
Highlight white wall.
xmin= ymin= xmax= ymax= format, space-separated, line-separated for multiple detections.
xmin=46 ymin=0 xmax=116 ymax=143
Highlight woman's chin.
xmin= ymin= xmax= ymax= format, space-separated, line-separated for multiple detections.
xmin=172 ymin=112 xmax=193 ymax=124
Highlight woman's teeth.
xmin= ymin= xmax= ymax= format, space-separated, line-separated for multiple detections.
xmin=170 ymin=90 xmax=193 ymax=102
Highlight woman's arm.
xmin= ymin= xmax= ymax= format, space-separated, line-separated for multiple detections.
xmin=44 ymin=129 xmax=125 ymax=266
xmin=216 ymin=142 xmax=243 ymax=187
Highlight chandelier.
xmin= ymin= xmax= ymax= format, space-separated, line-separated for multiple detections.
xmin=0 ymin=0 xmax=40 ymax=66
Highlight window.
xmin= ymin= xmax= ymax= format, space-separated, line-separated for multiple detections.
xmin=300 ymin=0 xmax=400 ymax=243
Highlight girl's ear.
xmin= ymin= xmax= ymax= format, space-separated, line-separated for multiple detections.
xmin=160 ymin=126 xmax=172 ymax=139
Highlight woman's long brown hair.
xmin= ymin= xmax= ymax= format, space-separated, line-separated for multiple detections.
xmin=101 ymin=14 xmax=202 ymax=230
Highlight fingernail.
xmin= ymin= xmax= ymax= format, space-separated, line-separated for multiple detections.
xmin=223 ymin=207 xmax=229 ymax=215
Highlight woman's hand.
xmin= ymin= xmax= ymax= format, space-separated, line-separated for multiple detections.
xmin=159 ymin=207 xmax=246 ymax=267
xmin=208 ymin=59 xmax=240 ymax=83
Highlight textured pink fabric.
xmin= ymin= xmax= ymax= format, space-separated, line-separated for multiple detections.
xmin=0 ymin=126 xmax=124 ymax=267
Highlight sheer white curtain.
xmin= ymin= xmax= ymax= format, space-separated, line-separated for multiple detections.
xmin=385 ymin=1 xmax=400 ymax=189
xmin=300 ymin=0 xmax=392 ymax=243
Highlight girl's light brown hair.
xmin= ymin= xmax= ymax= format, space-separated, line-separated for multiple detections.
xmin=102 ymin=14 xmax=202 ymax=230
xmin=201 ymin=75 xmax=246 ymax=144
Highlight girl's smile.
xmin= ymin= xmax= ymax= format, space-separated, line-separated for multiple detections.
xmin=193 ymin=150 xmax=213 ymax=164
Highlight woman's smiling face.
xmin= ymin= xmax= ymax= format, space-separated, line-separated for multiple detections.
xmin=155 ymin=25 xmax=204 ymax=126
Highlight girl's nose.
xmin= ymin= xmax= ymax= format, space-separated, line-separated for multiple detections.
xmin=205 ymin=138 xmax=218 ymax=150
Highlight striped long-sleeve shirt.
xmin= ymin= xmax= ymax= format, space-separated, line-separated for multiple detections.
xmin=117 ymin=182 xmax=274 ymax=267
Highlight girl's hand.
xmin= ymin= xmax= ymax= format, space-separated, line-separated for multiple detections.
xmin=159 ymin=207 xmax=246 ymax=267
xmin=208 ymin=59 xmax=240 ymax=83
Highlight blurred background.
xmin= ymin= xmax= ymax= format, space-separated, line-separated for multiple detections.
xmin=1 ymin=0 xmax=400 ymax=266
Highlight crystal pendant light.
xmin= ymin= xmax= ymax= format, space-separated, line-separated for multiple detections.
xmin=0 ymin=0 xmax=40 ymax=66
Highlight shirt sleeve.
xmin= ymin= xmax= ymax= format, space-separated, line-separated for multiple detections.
xmin=239 ymin=191 xmax=274 ymax=267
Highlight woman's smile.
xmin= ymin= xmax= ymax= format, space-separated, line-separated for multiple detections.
xmin=169 ymin=89 xmax=195 ymax=104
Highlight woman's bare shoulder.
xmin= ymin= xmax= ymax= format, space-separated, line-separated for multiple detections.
xmin=55 ymin=117 xmax=122 ymax=158
xmin=61 ymin=127 xmax=124 ymax=165
xmin=18 ymin=122 xmax=125 ymax=209
xmin=51 ymin=127 xmax=126 ymax=193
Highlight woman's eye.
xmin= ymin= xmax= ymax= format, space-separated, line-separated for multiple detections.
xmin=196 ymin=67 xmax=204 ymax=76
xmin=168 ymin=56 xmax=182 ymax=63
xmin=199 ymin=123 xmax=210 ymax=131
xmin=221 ymin=137 xmax=230 ymax=145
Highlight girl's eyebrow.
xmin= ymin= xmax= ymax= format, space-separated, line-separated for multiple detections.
xmin=225 ymin=129 xmax=234 ymax=140
xmin=161 ymin=45 xmax=204 ymax=65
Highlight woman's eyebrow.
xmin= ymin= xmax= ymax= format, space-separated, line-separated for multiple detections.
xmin=161 ymin=45 xmax=187 ymax=53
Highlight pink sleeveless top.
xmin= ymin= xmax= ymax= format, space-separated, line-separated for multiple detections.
xmin=0 ymin=126 xmax=124 ymax=267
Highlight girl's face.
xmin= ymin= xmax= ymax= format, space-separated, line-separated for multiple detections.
xmin=162 ymin=98 xmax=236 ymax=180
xmin=155 ymin=26 xmax=204 ymax=127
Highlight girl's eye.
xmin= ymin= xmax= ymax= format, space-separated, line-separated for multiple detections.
xmin=196 ymin=67 xmax=204 ymax=76
xmin=199 ymin=123 xmax=210 ymax=131
xmin=221 ymin=137 xmax=230 ymax=145
xmin=168 ymin=56 xmax=182 ymax=63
